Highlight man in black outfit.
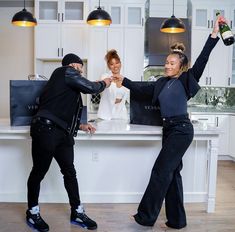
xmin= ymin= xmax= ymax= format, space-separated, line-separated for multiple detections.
xmin=26 ymin=53 xmax=112 ymax=232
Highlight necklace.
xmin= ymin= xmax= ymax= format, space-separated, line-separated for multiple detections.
xmin=167 ymin=79 xmax=177 ymax=89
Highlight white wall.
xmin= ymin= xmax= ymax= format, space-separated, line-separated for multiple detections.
xmin=0 ymin=7 xmax=34 ymax=118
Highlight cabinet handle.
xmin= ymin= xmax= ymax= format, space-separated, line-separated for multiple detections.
xmin=58 ymin=13 xmax=60 ymax=22
xmin=209 ymin=77 xmax=211 ymax=85
xmin=61 ymin=48 xmax=63 ymax=57
xmin=231 ymin=21 xmax=233 ymax=29
xmin=228 ymin=77 xmax=231 ymax=86
xmin=207 ymin=20 xmax=210 ymax=28
xmin=216 ymin=117 xmax=219 ymax=127
xmin=198 ymin=118 xmax=208 ymax=121
xmin=62 ymin=13 xmax=64 ymax=22
xmin=211 ymin=20 xmax=213 ymax=28
xmin=206 ymin=77 xmax=208 ymax=85
xmin=58 ymin=48 xmax=60 ymax=57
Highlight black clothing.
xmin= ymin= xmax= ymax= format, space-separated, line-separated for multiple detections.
xmin=123 ymin=35 xmax=219 ymax=106
xmin=158 ymin=79 xmax=187 ymax=117
xmin=122 ymin=35 xmax=219 ymax=228
xmin=35 ymin=66 xmax=106 ymax=136
xmin=27 ymin=66 xmax=106 ymax=210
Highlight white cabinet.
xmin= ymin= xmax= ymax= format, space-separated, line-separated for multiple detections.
xmin=229 ymin=115 xmax=235 ymax=159
xmin=35 ymin=24 xmax=88 ymax=59
xmin=229 ymin=5 xmax=235 ymax=86
xmin=34 ymin=0 xmax=88 ymax=74
xmin=214 ymin=114 xmax=230 ymax=156
xmin=192 ymin=6 xmax=229 ymax=30
xmin=149 ymin=0 xmax=188 ymax=18
xmin=190 ymin=0 xmax=234 ymax=87
xmin=191 ymin=29 xmax=231 ymax=87
xmin=87 ymin=1 xmax=144 ymax=82
xmin=190 ymin=113 xmax=230 ymax=156
xmin=35 ymin=0 xmax=87 ymax=23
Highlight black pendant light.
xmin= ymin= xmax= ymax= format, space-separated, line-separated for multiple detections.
xmin=87 ymin=0 xmax=112 ymax=26
xmin=160 ymin=0 xmax=185 ymax=33
xmin=12 ymin=0 xmax=37 ymax=27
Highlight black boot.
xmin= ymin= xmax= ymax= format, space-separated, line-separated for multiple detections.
xmin=26 ymin=209 xmax=49 ymax=232
xmin=71 ymin=205 xmax=97 ymax=230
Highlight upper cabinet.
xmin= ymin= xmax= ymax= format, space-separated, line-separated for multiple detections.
xmin=34 ymin=0 xmax=88 ymax=71
xmin=192 ymin=7 xmax=229 ymax=30
xmin=190 ymin=0 xmax=235 ymax=87
xmin=35 ymin=0 xmax=87 ymax=23
xmin=89 ymin=1 xmax=144 ymax=27
xmin=148 ymin=0 xmax=188 ymax=18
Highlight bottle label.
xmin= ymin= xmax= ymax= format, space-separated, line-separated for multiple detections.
xmin=221 ymin=30 xmax=234 ymax=40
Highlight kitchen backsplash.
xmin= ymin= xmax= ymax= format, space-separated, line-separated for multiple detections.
xmin=188 ymin=87 xmax=235 ymax=108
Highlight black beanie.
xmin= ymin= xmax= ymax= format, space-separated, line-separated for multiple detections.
xmin=62 ymin=53 xmax=83 ymax=66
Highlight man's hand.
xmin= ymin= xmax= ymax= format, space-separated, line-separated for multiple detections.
xmin=103 ymin=77 xmax=112 ymax=88
xmin=79 ymin=123 xmax=96 ymax=134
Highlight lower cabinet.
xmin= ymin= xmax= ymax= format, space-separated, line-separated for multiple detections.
xmin=229 ymin=115 xmax=235 ymax=159
xmin=190 ymin=113 xmax=230 ymax=156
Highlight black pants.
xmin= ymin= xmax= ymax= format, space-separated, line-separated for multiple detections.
xmin=27 ymin=120 xmax=80 ymax=210
xmin=134 ymin=115 xmax=194 ymax=229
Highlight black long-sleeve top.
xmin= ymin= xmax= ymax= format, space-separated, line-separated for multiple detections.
xmin=122 ymin=35 xmax=219 ymax=111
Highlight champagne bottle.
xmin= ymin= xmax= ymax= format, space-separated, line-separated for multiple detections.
xmin=216 ymin=12 xmax=234 ymax=46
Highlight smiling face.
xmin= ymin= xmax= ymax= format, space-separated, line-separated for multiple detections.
xmin=108 ymin=58 xmax=121 ymax=75
xmin=164 ymin=54 xmax=181 ymax=77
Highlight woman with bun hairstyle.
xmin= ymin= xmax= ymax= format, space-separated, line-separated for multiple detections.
xmin=112 ymin=16 xmax=223 ymax=229
xmin=97 ymin=49 xmax=129 ymax=120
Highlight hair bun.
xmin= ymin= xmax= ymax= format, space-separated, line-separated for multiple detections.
xmin=170 ymin=42 xmax=186 ymax=53
xmin=105 ymin=49 xmax=118 ymax=61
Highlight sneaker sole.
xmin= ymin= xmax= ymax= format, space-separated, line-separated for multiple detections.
xmin=26 ymin=220 xmax=49 ymax=232
xmin=71 ymin=220 xmax=97 ymax=230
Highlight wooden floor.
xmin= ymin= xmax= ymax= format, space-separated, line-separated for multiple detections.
xmin=0 ymin=160 xmax=235 ymax=232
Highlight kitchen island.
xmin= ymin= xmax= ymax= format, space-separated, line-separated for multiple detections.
xmin=0 ymin=119 xmax=220 ymax=212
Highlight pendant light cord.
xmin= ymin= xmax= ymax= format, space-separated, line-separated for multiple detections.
xmin=172 ymin=0 xmax=175 ymax=16
xmin=23 ymin=0 xmax=26 ymax=9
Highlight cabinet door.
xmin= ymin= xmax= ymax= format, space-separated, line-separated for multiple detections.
xmin=88 ymin=27 xmax=107 ymax=81
xmin=35 ymin=24 xmax=61 ymax=59
xmin=35 ymin=0 xmax=59 ymax=23
xmin=229 ymin=43 xmax=235 ymax=86
xmin=109 ymin=5 xmax=124 ymax=26
xmin=229 ymin=115 xmax=235 ymax=158
xmin=191 ymin=29 xmax=230 ymax=87
xmin=191 ymin=30 xmax=209 ymax=86
xmin=123 ymin=27 xmax=144 ymax=81
xmin=208 ymin=38 xmax=230 ymax=87
xmin=61 ymin=24 xmax=88 ymax=58
xmin=192 ymin=6 xmax=227 ymax=30
xmin=125 ymin=4 xmax=144 ymax=27
xmin=214 ymin=115 xmax=230 ymax=156
xmin=107 ymin=27 xmax=124 ymax=65
xmin=63 ymin=0 xmax=86 ymax=23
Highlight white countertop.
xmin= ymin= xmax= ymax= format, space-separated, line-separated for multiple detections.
xmin=0 ymin=118 xmax=221 ymax=141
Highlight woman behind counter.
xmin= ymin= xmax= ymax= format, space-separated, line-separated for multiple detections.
xmin=113 ymin=16 xmax=223 ymax=229
xmin=97 ymin=49 xmax=129 ymax=120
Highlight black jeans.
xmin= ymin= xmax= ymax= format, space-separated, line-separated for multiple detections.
xmin=134 ymin=115 xmax=194 ymax=229
xmin=27 ymin=120 xmax=80 ymax=210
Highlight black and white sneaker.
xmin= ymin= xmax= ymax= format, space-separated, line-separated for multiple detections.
xmin=26 ymin=206 xmax=49 ymax=232
xmin=71 ymin=205 xmax=97 ymax=230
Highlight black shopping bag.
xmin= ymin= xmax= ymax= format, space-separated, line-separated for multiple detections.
xmin=10 ymin=80 xmax=47 ymax=126
xmin=130 ymin=82 xmax=163 ymax=126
